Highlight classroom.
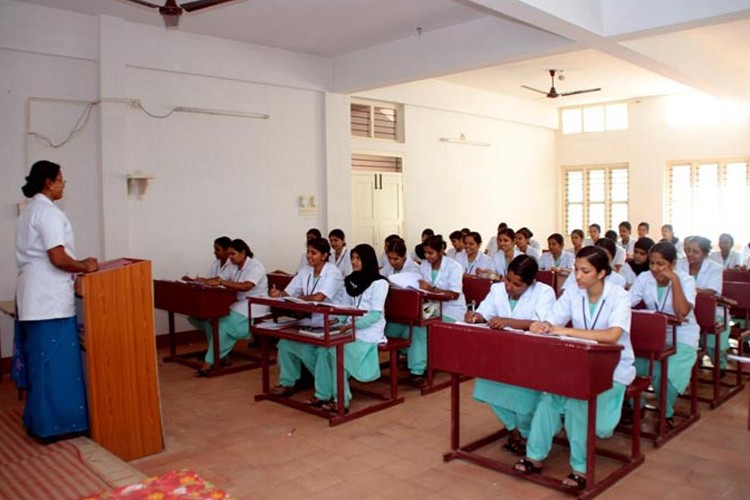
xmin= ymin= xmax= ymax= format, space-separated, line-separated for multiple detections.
xmin=2 ymin=0 xmax=750 ymax=498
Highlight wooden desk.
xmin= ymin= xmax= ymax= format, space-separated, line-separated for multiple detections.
xmin=153 ymin=280 xmax=256 ymax=377
xmin=249 ymin=296 xmax=397 ymax=426
xmin=431 ymin=322 xmax=641 ymax=499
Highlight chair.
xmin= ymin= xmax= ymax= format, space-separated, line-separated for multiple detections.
xmin=462 ymin=276 xmax=493 ymax=309
xmin=535 ymin=270 xmax=555 ymax=289
xmin=722 ymin=281 xmax=750 ymax=373
xmin=694 ymin=293 xmax=744 ymax=408
xmin=723 ymin=269 xmax=750 ymax=283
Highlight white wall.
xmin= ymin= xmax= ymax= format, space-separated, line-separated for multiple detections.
xmin=556 ymin=94 xmax=750 ymax=237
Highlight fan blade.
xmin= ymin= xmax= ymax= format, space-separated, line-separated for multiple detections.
xmin=521 ymin=85 xmax=548 ymax=95
xmin=122 ymin=0 xmax=160 ymax=8
xmin=560 ymin=88 xmax=601 ymax=97
xmin=181 ymin=0 xmax=237 ymax=12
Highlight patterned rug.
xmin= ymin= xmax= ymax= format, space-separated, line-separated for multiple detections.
xmin=0 ymin=408 xmax=110 ymax=499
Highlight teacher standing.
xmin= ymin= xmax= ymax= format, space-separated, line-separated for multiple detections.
xmin=15 ymin=160 xmax=98 ymax=442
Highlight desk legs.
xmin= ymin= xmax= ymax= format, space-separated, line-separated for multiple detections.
xmin=211 ymin=318 xmax=221 ymax=368
xmin=335 ymin=344 xmax=345 ymax=417
xmin=261 ymin=335 xmax=270 ymax=394
xmin=585 ymin=396 xmax=597 ymax=492
xmin=168 ymin=312 xmax=176 ymax=359
xmin=450 ymin=374 xmax=460 ymax=451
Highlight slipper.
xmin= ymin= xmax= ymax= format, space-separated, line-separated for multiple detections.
xmin=195 ymin=366 xmax=214 ymax=378
xmin=269 ymin=385 xmax=294 ymax=396
xmin=307 ymin=396 xmax=330 ymax=408
xmin=562 ymin=472 xmax=586 ymax=490
xmin=513 ymin=458 xmax=542 ymax=474
xmin=321 ymin=401 xmax=349 ymax=414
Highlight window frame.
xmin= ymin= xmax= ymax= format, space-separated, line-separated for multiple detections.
xmin=560 ymin=101 xmax=629 ymax=135
xmin=350 ymin=98 xmax=404 ymax=143
xmin=561 ymin=163 xmax=630 ymax=235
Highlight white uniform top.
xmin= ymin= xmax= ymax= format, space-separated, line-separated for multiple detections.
xmin=207 ymin=258 xmax=236 ymax=281
xmin=709 ymin=250 xmax=742 ymax=269
xmin=619 ymin=262 xmax=637 ymax=288
xmin=286 ymin=262 xmax=344 ymax=326
xmin=381 ymin=257 xmax=420 ymax=277
xmin=676 ymin=258 xmax=722 ymax=294
xmin=297 ymin=251 xmax=308 ymax=273
xmin=520 ymin=245 xmax=541 ymax=262
xmin=16 ymin=194 xmax=77 ymax=321
xmin=613 ymin=244 xmax=626 ymax=268
xmin=377 ymin=251 xmax=387 ymax=269
xmin=329 ymin=247 xmax=353 ymax=277
xmin=491 ymin=249 xmax=523 ymax=276
xmin=485 ymin=236 xmax=498 ymax=257
xmin=455 ymin=252 xmax=493 ymax=276
xmin=621 ymin=238 xmax=635 ymax=257
xmin=552 ymin=281 xmax=635 ymax=386
xmin=630 ymin=270 xmax=699 ymax=348
xmin=529 ymin=239 xmax=542 ymax=251
xmin=339 ymin=279 xmax=388 ymax=344
xmin=562 ymin=269 xmax=626 ymax=290
xmin=228 ymin=257 xmax=269 ymax=317
xmin=475 ymin=281 xmax=555 ymax=323
xmin=446 ymin=248 xmax=461 ymax=259
xmin=538 ymin=252 xmax=574 ymax=271
xmin=419 ymin=257 xmax=466 ymax=321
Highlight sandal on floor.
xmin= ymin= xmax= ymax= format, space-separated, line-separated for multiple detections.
xmin=513 ymin=458 xmax=542 ymax=474
xmin=665 ymin=417 xmax=675 ymax=430
xmin=219 ymin=356 xmax=231 ymax=367
xmin=269 ymin=385 xmax=294 ymax=396
xmin=307 ymin=396 xmax=330 ymax=408
xmin=502 ymin=431 xmax=524 ymax=455
xmin=320 ymin=401 xmax=349 ymax=414
xmin=562 ymin=472 xmax=586 ymax=490
xmin=195 ymin=366 xmax=214 ymax=378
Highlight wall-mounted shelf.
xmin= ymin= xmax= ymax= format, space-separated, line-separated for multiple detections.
xmin=127 ymin=173 xmax=155 ymax=199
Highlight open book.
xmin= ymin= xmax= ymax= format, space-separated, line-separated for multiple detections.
xmin=297 ymin=325 xmax=344 ymax=338
xmin=279 ymin=296 xmax=361 ymax=311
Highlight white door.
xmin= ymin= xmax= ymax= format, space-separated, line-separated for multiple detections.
xmin=351 ymin=172 xmax=404 ymax=247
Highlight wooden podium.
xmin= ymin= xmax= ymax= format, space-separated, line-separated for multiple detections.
xmin=79 ymin=258 xmax=163 ymax=461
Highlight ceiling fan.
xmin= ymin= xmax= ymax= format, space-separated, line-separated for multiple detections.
xmin=122 ymin=0 xmax=238 ymax=28
xmin=522 ymin=69 xmax=601 ymax=99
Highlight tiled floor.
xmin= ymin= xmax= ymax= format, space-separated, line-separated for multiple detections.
xmin=2 ymin=352 xmax=749 ymax=500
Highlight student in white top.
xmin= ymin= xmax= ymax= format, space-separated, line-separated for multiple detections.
xmin=195 ymin=239 xmax=269 ymax=376
xmin=679 ymin=236 xmax=728 ymax=370
xmin=630 ymin=241 xmax=698 ymax=424
xmin=709 ymin=233 xmax=742 ymax=269
xmin=566 ymin=229 xmax=585 ymax=256
xmin=315 ymin=244 xmax=389 ymax=411
xmin=619 ymin=221 xmax=636 ymax=258
xmin=446 ymin=230 xmax=465 ymax=259
xmin=328 ymin=228 xmax=353 ymax=277
xmin=269 ymin=238 xmax=345 ymax=399
xmin=491 ymin=228 xmax=522 ymax=278
xmin=637 ymin=221 xmax=650 ymax=240
xmin=456 ymin=232 xmax=492 ymax=276
xmin=538 ymin=233 xmax=574 ymax=273
xmin=605 ymin=230 xmax=626 ymax=272
xmin=562 ymin=238 xmax=626 ymax=290
xmin=378 ymin=233 xmax=401 ymax=269
xmin=519 ymin=247 xmax=634 ymax=491
xmin=484 ymin=222 xmax=508 ymax=257
xmin=515 ymin=227 xmax=541 ymax=262
xmin=619 ymin=237 xmax=655 ymax=288
xmin=14 ymin=161 xmax=98 ymax=441
xmin=183 ymin=236 xmax=236 ymax=283
xmin=411 ymin=228 xmax=434 ymax=263
xmin=381 ymin=238 xmax=420 ymax=277
xmin=584 ymin=223 xmax=602 ymax=247
xmin=661 ymin=224 xmax=684 ymax=258
xmin=466 ymin=255 xmax=556 ymax=455
xmin=296 ymin=228 xmax=322 ymax=272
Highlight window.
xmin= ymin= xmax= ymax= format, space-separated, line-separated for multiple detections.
xmin=351 ymin=153 xmax=402 ymax=173
xmin=350 ymin=99 xmax=402 ymax=141
xmin=561 ymin=102 xmax=628 ymax=134
xmin=563 ymin=164 xmax=629 ymax=235
xmin=667 ymin=159 xmax=749 ymax=240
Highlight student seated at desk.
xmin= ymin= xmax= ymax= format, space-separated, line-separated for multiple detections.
xmin=269 ymin=238 xmax=344 ymax=400
xmin=605 ymin=230 xmax=626 ymax=273
xmin=465 ymin=255 xmax=556 ymax=455
xmin=315 ymin=244 xmax=389 ymax=411
xmin=381 ymin=238 xmax=419 ymax=277
xmin=709 ymin=233 xmax=742 ymax=269
xmin=296 ymin=228 xmax=322 ymax=272
xmin=678 ymin=236 xmax=728 ymax=371
xmin=565 ymin=229 xmax=585 ymax=256
xmin=411 ymin=228 xmax=435 ymax=263
xmin=538 ymin=233 xmax=573 ymax=273
xmin=446 ymin=230 xmax=464 ymax=259
xmin=387 ymin=235 xmax=466 ymax=383
xmin=619 ymin=221 xmax=635 ymax=258
xmin=515 ymin=227 xmax=541 ymax=262
xmin=490 ymin=228 xmax=522 ymax=278
xmin=193 ymin=239 xmax=269 ymax=377
xmin=619 ymin=237 xmax=655 ymax=288
xmin=328 ymin=229 xmax=353 ymax=277
xmin=378 ymin=233 xmax=401 ymax=269
xmin=455 ymin=232 xmax=492 ymax=276
xmin=629 ymin=241 xmax=698 ymax=425
xmin=484 ymin=222 xmax=508 ymax=257
xmin=182 ymin=236 xmax=235 ymax=282
xmin=516 ymin=246 xmax=635 ymax=491
xmin=661 ymin=224 xmax=684 ymax=258
xmin=561 ymin=238 xmax=626 ymax=290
